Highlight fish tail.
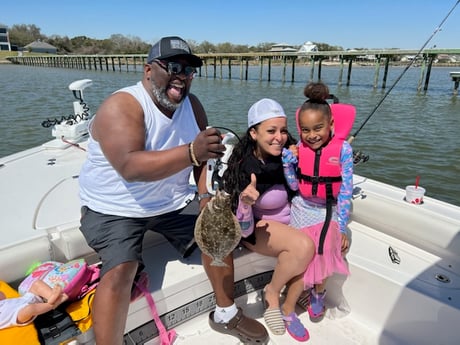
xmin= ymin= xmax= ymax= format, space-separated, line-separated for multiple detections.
xmin=210 ymin=260 xmax=229 ymax=267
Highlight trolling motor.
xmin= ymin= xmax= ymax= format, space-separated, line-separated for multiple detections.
xmin=42 ymin=79 xmax=93 ymax=141
xmin=68 ymin=79 xmax=93 ymax=118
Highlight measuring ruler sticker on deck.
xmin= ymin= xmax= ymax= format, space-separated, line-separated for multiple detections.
xmin=123 ymin=270 xmax=273 ymax=344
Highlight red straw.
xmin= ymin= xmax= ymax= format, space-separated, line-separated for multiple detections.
xmin=415 ymin=175 xmax=420 ymax=189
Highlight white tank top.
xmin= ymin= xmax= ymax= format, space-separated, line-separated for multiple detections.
xmin=79 ymin=81 xmax=199 ymax=217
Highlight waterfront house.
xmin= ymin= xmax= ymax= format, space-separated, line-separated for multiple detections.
xmin=298 ymin=41 xmax=318 ymax=53
xmin=268 ymin=43 xmax=298 ymax=53
xmin=24 ymin=40 xmax=57 ymax=54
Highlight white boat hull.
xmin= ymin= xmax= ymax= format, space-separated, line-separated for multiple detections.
xmin=1 ymin=80 xmax=459 ymax=344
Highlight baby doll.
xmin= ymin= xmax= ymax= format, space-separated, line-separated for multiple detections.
xmin=0 ymin=280 xmax=68 ymax=329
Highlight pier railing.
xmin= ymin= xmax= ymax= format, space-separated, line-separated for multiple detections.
xmin=6 ymin=48 xmax=460 ymax=93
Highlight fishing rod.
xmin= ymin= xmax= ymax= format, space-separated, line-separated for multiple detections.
xmin=348 ymin=0 xmax=460 ymax=144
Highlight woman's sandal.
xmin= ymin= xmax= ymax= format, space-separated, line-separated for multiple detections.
xmin=263 ymin=309 xmax=285 ymax=335
xmin=283 ymin=312 xmax=310 ymax=342
xmin=261 ymin=288 xmax=285 ymax=335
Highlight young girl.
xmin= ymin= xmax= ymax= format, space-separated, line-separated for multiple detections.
xmin=222 ymin=98 xmax=314 ymax=341
xmin=282 ymin=82 xmax=354 ymax=322
xmin=0 ymin=280 xmax=68 ymax=329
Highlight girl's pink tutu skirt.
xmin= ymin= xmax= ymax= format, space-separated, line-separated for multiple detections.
xmin=301 ymin=220 xmax=349 ymax=288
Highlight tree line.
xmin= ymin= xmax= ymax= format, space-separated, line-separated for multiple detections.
xmin=6 ymin=24 xmax=344 ymax=55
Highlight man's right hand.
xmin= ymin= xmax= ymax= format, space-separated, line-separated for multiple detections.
xmin=193 ymin=127 xmax=226 ymax=162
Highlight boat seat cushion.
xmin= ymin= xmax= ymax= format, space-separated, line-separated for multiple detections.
xmin=0 ymin=281 xmax=40 ymax=345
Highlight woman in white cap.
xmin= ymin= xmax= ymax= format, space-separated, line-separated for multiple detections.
xmin=219 ymin=98 xmax=314 ymax=341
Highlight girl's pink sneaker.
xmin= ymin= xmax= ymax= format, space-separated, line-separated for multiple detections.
xmin=308 ymin=290 xmax=326 ymax=322
xmin=282 ymin=312 xmax=310 ymax=342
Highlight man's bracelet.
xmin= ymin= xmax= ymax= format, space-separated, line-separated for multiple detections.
xmin=198 ymin=192 xmax=213 ymax=201
xmin=188 ymin=141 xmax=201 ymax=167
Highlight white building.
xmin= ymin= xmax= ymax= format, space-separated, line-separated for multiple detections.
xmin=0 ymin=25 xmax=11 ymax=51
xmin=298 ymin=41 xmax=318 ymax=53
xmin=268 ymin=43 xmax=297 ymax=53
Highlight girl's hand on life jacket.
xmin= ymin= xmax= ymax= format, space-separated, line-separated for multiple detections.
xmin=240 ymin=173 xmax=259 ymax=206
xmin=282 ymin=147 xmax=298 ymax=164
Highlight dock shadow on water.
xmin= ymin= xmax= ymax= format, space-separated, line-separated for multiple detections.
xmin=194 ymin=190 xmax=242 ymax=267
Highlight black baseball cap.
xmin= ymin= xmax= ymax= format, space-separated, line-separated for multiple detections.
xmin=147 ymin=36 xmax=202 ymax=67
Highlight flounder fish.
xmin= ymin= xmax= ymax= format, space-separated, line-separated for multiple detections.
xmin=194 ymin=189 xmax=242 ymax=267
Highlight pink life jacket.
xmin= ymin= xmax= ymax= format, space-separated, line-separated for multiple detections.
xmin=296 ymin=103 xmax=356 ymax=202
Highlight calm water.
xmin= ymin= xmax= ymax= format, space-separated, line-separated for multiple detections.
xmin=1 ymin=64 xmax=459 ymax=206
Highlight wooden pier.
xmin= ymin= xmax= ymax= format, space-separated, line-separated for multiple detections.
xmin=6 ymin=49 xmax=460 ymax=93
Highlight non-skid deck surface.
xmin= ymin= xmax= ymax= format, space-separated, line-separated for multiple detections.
xmin=124 ymin=236 xmax=381 ymax=345
xmin=162 ymin=290 xmax=379 ymax=345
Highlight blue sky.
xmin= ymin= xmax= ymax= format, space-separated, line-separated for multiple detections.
xmin=2 ymin=0 xmax=459 ymax=50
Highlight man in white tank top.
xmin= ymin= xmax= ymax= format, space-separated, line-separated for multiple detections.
xmin=78 ymin=36 xmax=268 ymax=345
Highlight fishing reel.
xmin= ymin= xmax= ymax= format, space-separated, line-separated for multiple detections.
xmin=206 ymin=131 xmax=236 ymax=194
xmin=353 ymin=150 xmax=369 ymax=165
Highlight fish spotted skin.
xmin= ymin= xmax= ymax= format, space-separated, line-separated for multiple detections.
xmin=194 ymin=190 xmax=242 ymax=266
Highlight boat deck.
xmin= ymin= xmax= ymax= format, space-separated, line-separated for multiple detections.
xmin=120 ymin=220 xmax=460 ymax=345
xmin=1 ymin=136 xmax=460 ymax=345
xmin=0 ymin=138 xmax=91 ymax=284
xmin=171 ymin=291 xmax=378 ymax=345
xmin=124 ymin=235 xmax=381 ymax=345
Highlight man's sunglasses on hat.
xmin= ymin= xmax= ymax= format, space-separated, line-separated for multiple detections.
xmin=153 ymin=59 xmax=196 ymax=78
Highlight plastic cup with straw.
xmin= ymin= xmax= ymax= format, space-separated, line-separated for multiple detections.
xmin=405 ymin=175 xmax=425 ymax=204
